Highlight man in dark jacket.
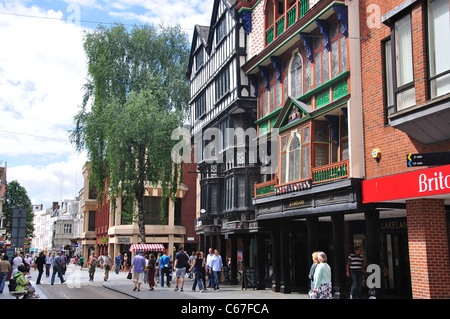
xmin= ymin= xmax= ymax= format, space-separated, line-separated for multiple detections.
xmin=35 ymin=252 xmax=46 ymax=284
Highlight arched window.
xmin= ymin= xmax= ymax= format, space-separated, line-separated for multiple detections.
xmin=288 ymin=133 xmax=301 ymax=182
xmin=290 ymin=53 xmax=303 ymax=98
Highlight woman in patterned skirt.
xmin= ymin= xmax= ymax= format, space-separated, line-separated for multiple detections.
xmin=312 ymin=251 xmax=333 ymax=299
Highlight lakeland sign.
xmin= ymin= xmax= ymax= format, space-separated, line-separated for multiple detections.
xmin=362 ymin=164 xmax=450 ymax=203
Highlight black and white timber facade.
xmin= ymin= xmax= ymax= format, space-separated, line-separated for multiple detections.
xmin=187 ymin=0 xmax=261 ymax=285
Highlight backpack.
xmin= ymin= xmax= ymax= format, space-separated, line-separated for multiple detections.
xmin=8 ymin=273 xmax=20 ymax=292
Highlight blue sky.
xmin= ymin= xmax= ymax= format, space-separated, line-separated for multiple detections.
xmin=0 ymin=0 xmax=213 ymax=209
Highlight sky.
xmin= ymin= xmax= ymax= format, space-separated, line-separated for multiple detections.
xmin=0 ymin=0 xmax=214 ymax=209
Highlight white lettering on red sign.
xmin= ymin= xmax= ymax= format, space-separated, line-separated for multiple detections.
xmin=419 ymin=171 xmax=450 ymax=192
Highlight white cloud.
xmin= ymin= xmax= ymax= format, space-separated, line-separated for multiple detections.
xmin=0 ymin=1 xmax=88 ymax=208
xmin=0 ymin=0 xmax=215 ymax=209
xmin=7 ymin=152 xmax=87 ymax=208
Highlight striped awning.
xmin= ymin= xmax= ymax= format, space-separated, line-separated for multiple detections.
xmin=129 ymin=244 xmax=165 ymax=252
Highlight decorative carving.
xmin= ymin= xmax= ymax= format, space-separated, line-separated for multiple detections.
xmin=258 ymin=66 xmax=270 ymax=91
xmin=299 ymin=32 xmax=313 ymax=62
xmin=333 ymin=5 xmax=348 ymax=38
xmin=316 ymin=19 xmax=330 ymax=51
xmin=270 ymin=56 xmax=282 ymax=83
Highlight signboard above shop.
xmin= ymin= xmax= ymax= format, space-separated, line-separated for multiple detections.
xmin=362 ymin=164 xmax=450 ymax=203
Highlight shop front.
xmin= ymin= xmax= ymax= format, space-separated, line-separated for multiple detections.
xmin=362 ymin=164 xmax=450 ymax=299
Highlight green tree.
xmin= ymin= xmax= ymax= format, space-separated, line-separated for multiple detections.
xmin=70 ymin=24 xmax=190 ymax=243
xmin=3 ymin=180 xmax=34 ymax=239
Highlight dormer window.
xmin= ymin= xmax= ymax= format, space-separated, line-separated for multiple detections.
xmin=195 ymin=48 xmax=204 ymax=72
xmin=216 ymin=17 xmax=227 ymax=45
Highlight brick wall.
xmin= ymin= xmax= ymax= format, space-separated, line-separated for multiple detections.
xmin=359 ymin=0 xmax=450 ymax=180
xmin=406 ymin=199 xmax=450 ymax=299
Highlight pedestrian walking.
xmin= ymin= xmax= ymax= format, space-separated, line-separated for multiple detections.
xmin=24 ymin=254 xmax=32 ymax=267
xmin=200 ymin=251 xmax=207 ymax=290
xmin=155 ymin=252 xmax=161 ymax=285
xmin=210 ymin=249 xmax=223 ymax=291
xmin=173 ymin=247 xmax=190 ymax=292
xmin=51 ymin=252 xmax=65 ymax=285
xmin=131 ymin=251 xmax=146 ymax=292
xmin=143 ymin=253 xmax=149 ymax=283
xmin=114 ymin=253 xmax=122 ymax=274
xmin=189 ymin=251 xmax=204 ymax=292
xmin=88 ymin=252 xmax=98 ymax=282
xmin=188 ymin=251 xmax=195 ymax=279
xmin=0 ymin=254 xmax=12 ymax=293
xmin=147 ymin=254 xmax=156 ymax=290
xmin=347 ymin=246 xmax=364 ymax=299
xmin=312 ymin=251 xmax=332 ymax=299
xmin=206 ymin=248 xmax=214 ymax=288
xmin=35 ymin=251 xmax=46 ymax=285
xmin=308 ymin=251 xmax=319 ymax=297
xmin=123 ymin=253 xmax=129 ymax=272
xmin=45 ymin=253 xmax=53 ymax=277
xmin=79 ymin=255 xmax=84 ymax=268
xmin=103 ymin=252 xmax=112 ymax=281
xmin=12 ymin=252 xmax=23 ymax=273
xmin=61 ymin=253 xmax=67 ymax=275
xmin=159 ymin=251 xmax=171 ymax=287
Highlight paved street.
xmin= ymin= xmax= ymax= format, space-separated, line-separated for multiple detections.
xmin=0 ymin=263 xmax=308 ymax=300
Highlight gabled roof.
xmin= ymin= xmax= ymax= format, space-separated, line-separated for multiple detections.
xmin=273 ymin=96 xmax=312 ymax=130
xmin=186 ymin=0 xmax=238 ymax=79
xmin=186 ymin=24 xmax=210 ymax=78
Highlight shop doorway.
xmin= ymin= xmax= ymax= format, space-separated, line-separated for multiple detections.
xmin=380 ymin=233 xmax=411 ymax=297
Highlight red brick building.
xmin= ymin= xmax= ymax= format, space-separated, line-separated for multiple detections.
xmin=360 ymin=0 xmax=450 ymax=298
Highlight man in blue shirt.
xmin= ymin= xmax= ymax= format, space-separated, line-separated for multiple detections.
xmin=159 ymin=251 xmax=171 ymax=288
xmin=209 ymin=249 xmax=223 ymax=291
xmin=131 ymin=251 xmax=146 ymax=292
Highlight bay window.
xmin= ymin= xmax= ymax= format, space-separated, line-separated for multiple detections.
xmin=280 ymin=124 xmax=310 ymax=184
xmin=428 ymin=0 xmax=450 ymax=98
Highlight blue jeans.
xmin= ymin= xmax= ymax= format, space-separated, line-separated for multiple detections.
xmin=207 ymin=266 xmax=214 ymax=287
xmin=192 ymin=270 xmax=203 ymax=291
xmin=115 ymin=262 xmax=120 ymax=274
xmin=160 ymin=267 xmax=171 ymax=287
xmin=350 ymin=270 xmax=363 ymax=299
xmin=0 ymin=272 xmax=8 ymax=292
xmin=213 ymin=271 xmax=221 ymax=289
xmin=51 ymin=265 xmax=64 ymax=284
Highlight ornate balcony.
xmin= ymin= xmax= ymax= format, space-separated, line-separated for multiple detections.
xmin=265 ymin=0 xmax=321 ymax=45
xmin=254 ymin=159 xmax=349 ymax=197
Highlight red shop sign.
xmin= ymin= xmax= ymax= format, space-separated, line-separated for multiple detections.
xmin=362 ymin=165 xmax=450 ymax=203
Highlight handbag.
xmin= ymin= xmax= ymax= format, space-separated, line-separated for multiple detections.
xmin=308 ymin=289 xmax=318 ymax=299
xmin=127 ymin=271 xmax=132 ymax=280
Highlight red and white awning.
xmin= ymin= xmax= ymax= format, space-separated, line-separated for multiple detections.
xmin=129 ymin=244 xmax=165 ymax=252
